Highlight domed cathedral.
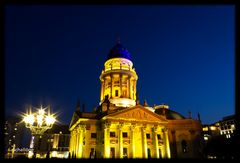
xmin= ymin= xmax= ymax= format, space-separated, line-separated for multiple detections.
xmin=69 ymin=40 xmax=203 ymax=159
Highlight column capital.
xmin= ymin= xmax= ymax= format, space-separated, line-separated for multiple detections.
xmin=104 ymin=121 xmax=111 ymax=129
xmin=80 ymin=124 xmax=86 ymax=130
xmin=162 ymin=127 xmax=168 ymax=133
xmin=142 ymin=125 xmax=147 ymax=132
xmin=118 ymin=122 xmax=124 ymax=130
xmin=73 ymin=129 xmax=77 ymax=135
xmin=152 ymin=125 xmax=159 ymax=132
xmin=130 ymin=123 xmax=136 ymax=130
xmin=76 ymin=127 xmax=81 ymax=133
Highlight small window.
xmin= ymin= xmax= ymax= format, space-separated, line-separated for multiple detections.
xmin=123 ymin=132 xmax=128 ymax=138
xmin=146 ymin=133 xmax=150 ymax=139
xmin=157 ymin=134 xmax=161 ymax=140
xmin=110 ymin=132 xmax=115 ymax=137
xmin=115 ymin=90 xmax=118 ymax=97
xmin=91 ymin=133 xmax=97 ymax=138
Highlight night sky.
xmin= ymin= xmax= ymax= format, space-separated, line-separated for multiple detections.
xmin=5 ymin=5 xmax=235 ymax=125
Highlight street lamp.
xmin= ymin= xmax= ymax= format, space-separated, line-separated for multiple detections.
xmin=22 ymin=105 xmax=56 ymax=158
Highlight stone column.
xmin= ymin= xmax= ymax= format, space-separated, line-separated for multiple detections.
xmin=141 ymin=126 xmax=147 ymax=158
xmin=81 ymin=125 xmax=86 ymax=158
xmin=110 ymin=75 xmax=113 ymax=98
xmin=162 ymin=128 xmax=171 ymax=158
xmin=120 ymin=74 xmax=122 ymax=97
xmin=104 ymin=122 xmax=110 ymax=158
xmin=130 ymin=79 xmax=133 ymax=99
xmin=75 ymin=129 xmax=79 ymax=158
xmin=74 ymin=131 xmax=77 ymax=157
xmin=102 ymin=78 xmax=106 ymax=101
xmin=72 ymin=131 xmax=76 ymax=157
xmin=78 ymin=125 xmax=85 ymax=158
xmin=128 ymin=76 xmax=131 ymax=99
xmin=130 ymin=124 xmax=136 ymax=158
xmin=100 ymin=80 xmax=104 ymax=101
xmin=133 ymin=80 xmax=137 ymax=100
xmin=118 ymin=123 xmax=123 ymax=158
xmin=153 ymin=126 xmax=159 ymax=158
xmin=69 ymin=131 xmax=73 ymax=156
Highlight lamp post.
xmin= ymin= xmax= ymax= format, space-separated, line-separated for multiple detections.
xmin=22 ymin=105 xmax=56 ymax=158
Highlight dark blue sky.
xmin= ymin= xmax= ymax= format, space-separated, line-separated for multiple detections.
xmin=5 ymin=5 xmax=235 ymax=125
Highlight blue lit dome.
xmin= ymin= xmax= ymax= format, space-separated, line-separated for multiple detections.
xmin=107 ymin=41 xmax=132 ymax=61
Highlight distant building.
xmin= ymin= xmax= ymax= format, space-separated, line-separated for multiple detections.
xmin=4 ymin=115 xmax=30 ymax=158
xmin=202 ymin=114 xmax=235 ymax=142
xmin=218 ymin=115 xmax=235 ymax=139
xmin=202 ymin=123 xmax=220 ymax=142
xmin=202 ymin=114 xmax=236 ymax=158
xmin=30 ymin=123 xmax=70 ymax=158
xmin=69 ymin=41 xmax=203 ymax=159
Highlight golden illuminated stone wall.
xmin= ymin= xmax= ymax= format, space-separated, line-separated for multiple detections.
xmin=69 ymin=106 xmax=172 ymax=159
xmin=167 ymin=119 xmax=203 ymax=158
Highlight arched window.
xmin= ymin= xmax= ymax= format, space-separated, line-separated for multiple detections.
xmin=181 ymin=140 xmax=187 ymax=153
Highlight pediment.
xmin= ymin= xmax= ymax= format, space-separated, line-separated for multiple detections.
xmin=69 ymin=111 xmax=80 ymax=129
xmin=105 ymin=105 xmax=167 ymax=122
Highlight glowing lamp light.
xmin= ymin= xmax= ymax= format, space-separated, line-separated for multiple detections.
xmin=22 ymin=105 xmax=57 ymax=135
xmin=37 ymin=115 xmax=43 ymax=126
xmin=24 ymin=114 xmax=35 ymax=125
xmin=22 ymin=105 xmax=57 ymax=158
xmin=46 ymin=115 xmax=56 ymax=126
xmin=38 ymin=109 xmax=45 ymax=115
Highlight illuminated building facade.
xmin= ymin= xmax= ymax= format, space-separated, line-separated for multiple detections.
xmin=218 ymin=115 xmax=235 ymax=139
xmin=202 ymin=124 xmax=220 ymax=142
xmin=202 ymin=114 xmax=235 ymax=141
xmin=69 ymin=41 xmax=203 ymax=158
xmin=32 ymin=123 xmax=70 ymax=158
xmin=202 ymin=115 xmax=236 ymax=158
xmin=4 ymin=116 xmax=30 ymax=158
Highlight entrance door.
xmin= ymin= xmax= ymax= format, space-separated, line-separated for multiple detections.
xmin=147 ymin=148 xmax=151 ymax=158
xmin=110 ymin=147 xmax=115 ymax=158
